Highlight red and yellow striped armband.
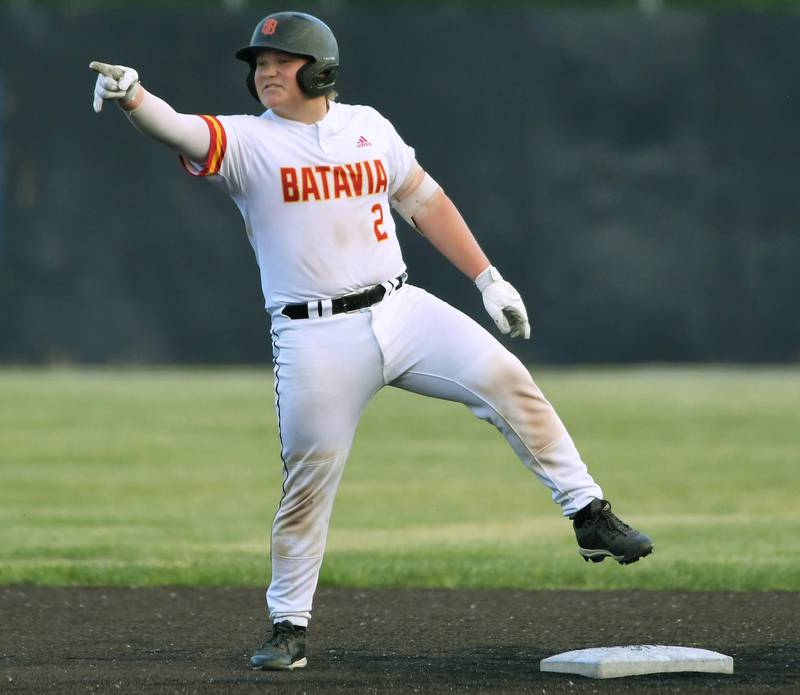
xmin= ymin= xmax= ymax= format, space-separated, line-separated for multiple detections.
xmin=179 ymin=115 xmax=227 ymax=177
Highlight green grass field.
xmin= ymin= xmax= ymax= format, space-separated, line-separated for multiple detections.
xmin=1 ymin=367 xmax=798 ymax=590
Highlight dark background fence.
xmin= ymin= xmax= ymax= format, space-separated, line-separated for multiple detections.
xmin=1 ymin=5 xmax=798 ymax=364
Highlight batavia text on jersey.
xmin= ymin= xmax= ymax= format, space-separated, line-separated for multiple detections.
xmin=280 ymin=159 xmax=388 ymax=203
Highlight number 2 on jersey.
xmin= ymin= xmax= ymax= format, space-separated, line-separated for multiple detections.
xmin=371 ymin=203 xmax=388 ymax=242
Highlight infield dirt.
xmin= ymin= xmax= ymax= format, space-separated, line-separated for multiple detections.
xmin=1 ymin=587 xmax=798 ymax=693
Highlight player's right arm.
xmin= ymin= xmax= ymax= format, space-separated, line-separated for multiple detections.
xmin=90 ymin=61 xmax=209 ymax=163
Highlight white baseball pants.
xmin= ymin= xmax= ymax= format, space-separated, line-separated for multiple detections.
xmin=266 ymin=284 xmax=602 ymax=626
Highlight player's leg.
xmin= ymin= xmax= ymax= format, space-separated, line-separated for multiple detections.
xmin=372 ymin=285 xmax=652 ymax=562
xmin=252 ymin=313 xmax=384 ymax=669
xmin=373 ymin=285 xmax=600 ymax=515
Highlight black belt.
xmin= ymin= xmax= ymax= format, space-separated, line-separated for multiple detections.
xmin=281 ymin=274 xmax=407 ymax=320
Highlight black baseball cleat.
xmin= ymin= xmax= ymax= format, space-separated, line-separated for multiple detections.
xmin=572 ymin=499 xmax=653 ymax=565
xmin=251 ymin=620 xmax=307 ymax=670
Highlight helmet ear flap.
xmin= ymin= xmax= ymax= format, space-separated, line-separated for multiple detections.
xmin=295 ymin=62 xmax=316 ymax=97
xmin=296 ymin=62 xmax=337 ymax=97
xmin=246 ymin=67 xmax=260 ymax=103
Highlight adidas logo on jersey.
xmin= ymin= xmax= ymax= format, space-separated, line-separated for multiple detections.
xmin=356 ymin=136 xmax=372 ymax=148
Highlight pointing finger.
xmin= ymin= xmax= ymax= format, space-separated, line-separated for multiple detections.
xmin=89 ymin=61 xmax=125 ymax=81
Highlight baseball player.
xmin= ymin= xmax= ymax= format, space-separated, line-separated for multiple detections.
xmin=90 ymin=11 xmax=653 ymax=672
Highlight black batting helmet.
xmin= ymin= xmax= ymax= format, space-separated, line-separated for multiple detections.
xmin=235 ymin=12 xmax=339 ymax=102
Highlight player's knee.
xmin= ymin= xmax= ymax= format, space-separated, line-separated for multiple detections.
xmin=281 ymin=446 xmax=339 ymax=468
xmin=476 ymin=350 xmax=556 ymax=424
xmin=280 ymin=428 xmax=347 ymax=467
xmin=482 ymin=351 xmax=534 ymax=396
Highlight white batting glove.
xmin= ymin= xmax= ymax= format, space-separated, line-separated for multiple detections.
xmin=475 ymin=266 xmax=531 ymax=340
xmin=89 ymin=61 xmax=139 ymax=113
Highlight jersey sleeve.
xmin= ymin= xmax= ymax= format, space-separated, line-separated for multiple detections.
xmin=379 ymin=114 xmax=416 ymax=198
xmin=178 ymin=115 xmax=246 ymax=196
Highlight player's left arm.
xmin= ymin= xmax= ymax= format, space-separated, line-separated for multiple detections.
xmin=391 ymin=164 xmax=531 ymax=340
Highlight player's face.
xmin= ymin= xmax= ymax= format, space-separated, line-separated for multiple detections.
xmin=253 ymin=49 xmax=309 ymax=111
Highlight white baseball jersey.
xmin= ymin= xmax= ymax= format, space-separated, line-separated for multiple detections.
xmin=180 ymin=102 xmax=416 ymax=314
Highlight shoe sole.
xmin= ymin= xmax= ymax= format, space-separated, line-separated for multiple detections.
xmin=579 ymin=546 xmax=653 ymax=565
xmin=252 ymin=657 xmax=307 ymax=671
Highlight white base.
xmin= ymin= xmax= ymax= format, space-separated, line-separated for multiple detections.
xmin=540 ymin=645 xmax=734 ymax=679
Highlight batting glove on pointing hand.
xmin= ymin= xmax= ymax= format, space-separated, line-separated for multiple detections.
xmin=89 ymin=61 xmax=139 ymax=113
xmin=475 ymin=266 xmax=531 ymax=340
